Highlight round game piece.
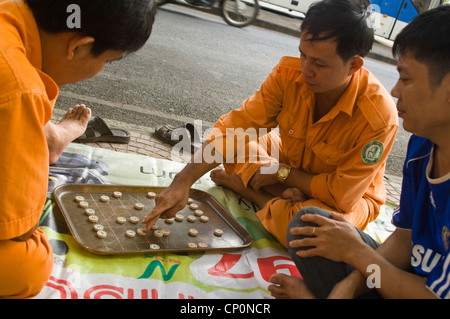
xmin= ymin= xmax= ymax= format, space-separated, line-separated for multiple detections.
xmin=187 ymin=215 xmax=196 ymax=223
xmin=214 ymin=229 xmax=223 ymax=237
xmin=161 ymin=229 xmax=171 ymax=237
xmin=88 ymin=215 xmax=98 ymax=223
xmin=96 ymin=230 xmax=107 ymax=239
xmin=189 ymin=203 xmax=198 ymax=210
xmin=198 ymin=242 xmax=208 ymax=248
xmin=134 ymin=202 xmax=144 ymax=210
xmin=93 ymin=224 xmax=104 ymax=232
xmin=78 ymin=201 xmax=89 ymax=209
xmin=137 ymin=228 xmax=147 ymax=236
xmin=149 ymin=244 xmax=160 ymax=250
xmin=164 ymin=218 xmax=174 ymax=224
xmin=74 ymin=195 xmax=85 ymax=203
xmin=187 ymin=243 xmax=197 ymax=248
xmin=188 ymin=228 xmax=198 ymax=237
xmin=147 ymin=191 xmax=156 ymax=198
xmin=153 ymin=230 xmax=163 ymax=238
xmin=113 ymin=191 xmax=122 ymax=198
xmin=100 ymin=195 xmax=109 ymax=202
xmin=151 ymin=223 xmax=160 ymax=230
xmin=199 ymin=215 xmax=209 ymax=223
xmin=125 ymin=230 xmax=136 ymax=238
xmin=129 ymin=216 xmax=139 ymax=224
xmin=194 ymin=209 xmax=204 ymax=217
xmin=85 ymin=208 xmax=96 ymax=216
xmin=187 ymin=198 xmax=193 ymax=204
xmin=116 ymin=216 xmax=126 ymax=224
xmin=175 ymin=214 xmax=184 ymax=222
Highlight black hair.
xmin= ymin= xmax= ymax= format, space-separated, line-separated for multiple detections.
xmin=392 ymin=5 xmax=450 ymax=88
xmin=25 ymin=0 xmax=157 ymax=56
xmin=300 ymin=0 xmax=374 ymax=62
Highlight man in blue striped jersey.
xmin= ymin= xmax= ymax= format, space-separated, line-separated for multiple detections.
xmin=269 ymin=5 xmax=450 ymax=299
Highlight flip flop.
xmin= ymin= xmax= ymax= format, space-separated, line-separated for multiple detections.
xmin=155 ymin=123 xmax=202 ymax=153
xmin=74 ymin=117 xmax=131 ymax=144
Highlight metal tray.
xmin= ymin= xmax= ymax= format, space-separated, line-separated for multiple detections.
xmin=52 ymin=184 xmax=252 ymax=255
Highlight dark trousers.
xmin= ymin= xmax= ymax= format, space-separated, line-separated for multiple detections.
xmin=286 ymin=207 xmax=381 ymax=299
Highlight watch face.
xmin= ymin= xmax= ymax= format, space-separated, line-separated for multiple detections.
xmin=278 ymin=166 xmax=291 ymax=182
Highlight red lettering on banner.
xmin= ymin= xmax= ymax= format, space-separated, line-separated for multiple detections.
xmin=46 ymin=275 xmax=162 ymax=299
xmin=141 ymin=288 xmax=159 ymax=299
xmin=207 ymin=253 xmax=254 ymax=278
xmin=84 ymin=285 xmax=158 ymax=299
xmin=84 ymin=285 xmax=124 ymax=299
xmin=45 ymin=276 xmax=78 ymax=299
xmin=257 ymin=256 xmax=301 ymax=281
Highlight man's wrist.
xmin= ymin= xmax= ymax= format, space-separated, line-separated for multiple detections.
xmin=277 ymin=164 xmax=292 ymax=183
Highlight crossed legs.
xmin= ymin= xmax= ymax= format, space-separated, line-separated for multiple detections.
xmin=269 ymin=207 xmax=380 ymax=299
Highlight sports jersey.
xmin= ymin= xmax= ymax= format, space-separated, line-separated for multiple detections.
xmin=393 ymin=135 xmax=450 ymax=299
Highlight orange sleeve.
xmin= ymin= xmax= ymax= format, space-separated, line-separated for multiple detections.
xmin=310 ymin=120 xmax=398 ymax=214
xmin=206 ymin=58 xmax=294 ymax=174
xmin=0 ymin=92 xmax=52 ymax=239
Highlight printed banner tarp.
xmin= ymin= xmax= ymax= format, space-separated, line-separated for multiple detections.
xmin=35 ymin=143 xmax=395 ymax=299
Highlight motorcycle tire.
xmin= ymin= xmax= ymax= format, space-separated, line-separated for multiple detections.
xmin=221 ymin=0 xmax=259 ymax=27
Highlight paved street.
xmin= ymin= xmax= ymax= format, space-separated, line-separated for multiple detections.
xmin=53 ymin=4 xmax=409 ymax=177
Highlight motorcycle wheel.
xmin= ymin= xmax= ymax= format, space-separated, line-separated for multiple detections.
xmin=221 ymin=0 xmax=259 ymax=27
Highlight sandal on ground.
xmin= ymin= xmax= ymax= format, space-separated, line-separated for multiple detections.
xmin=155 ymin=123 xmax=202 ymax=153
xmin=74 ymin=117 xmax=131 ymax=144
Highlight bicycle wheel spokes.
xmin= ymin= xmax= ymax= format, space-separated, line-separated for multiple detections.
xmin=222 ymin=0 xmax=259 ymax=27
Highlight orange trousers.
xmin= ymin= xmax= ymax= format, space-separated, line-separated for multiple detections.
xmin=0 ymin=228 xmax=53 ymax=298
xmin=234 ymin=131 xmax=374 ymax=246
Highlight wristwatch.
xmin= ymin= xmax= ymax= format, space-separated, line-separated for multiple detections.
xmin=277 ymin=165 xmax=292 ymax=183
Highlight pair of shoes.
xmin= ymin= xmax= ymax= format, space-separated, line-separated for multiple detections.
xmin=74 ymin=117 xmax=131 ymax=144
xmin=155 ymin=123 xmax=202 ymax=153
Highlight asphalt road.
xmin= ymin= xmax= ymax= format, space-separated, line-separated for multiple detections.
xmin=54 ymin=4 xmax=410 ymax=177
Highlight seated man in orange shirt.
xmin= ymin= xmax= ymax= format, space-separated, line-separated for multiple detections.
xmin=143 ymin=0 xmax=398 ymax=246
xmin=0 ymin=0 xmax=156 ymax=298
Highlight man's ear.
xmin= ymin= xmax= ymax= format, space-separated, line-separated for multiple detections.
xmin=347 ymin=55 xmax=364 ymax=76
xmin=66 ymin=35 xmax=95 ymax=60
xmin=443 ymin=73 xmax=450 ymax=104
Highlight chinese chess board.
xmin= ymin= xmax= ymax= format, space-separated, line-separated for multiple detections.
xmin=52 ymin=184 xmax=252 ymax=255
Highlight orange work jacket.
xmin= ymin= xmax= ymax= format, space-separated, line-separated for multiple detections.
xmin=207 ymin=56 xmax=398 ymax=245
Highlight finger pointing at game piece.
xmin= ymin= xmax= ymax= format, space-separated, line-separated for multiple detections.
xmin=141 ymin=185 xmax=189 ymax=232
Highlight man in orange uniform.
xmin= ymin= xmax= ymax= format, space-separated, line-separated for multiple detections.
xmin=143 ymin=0 xmax=398 ymax=246
xmin=0 ymin=0 xmax=156 ymax=298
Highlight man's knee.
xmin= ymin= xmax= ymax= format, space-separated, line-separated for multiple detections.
xmin=286 ymin=207 xmax=332 ymax=249
xmin=288 ymin=207 xmax=332 ymax=229
xmin=0 ymin=230 xmax=53 ymax=298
